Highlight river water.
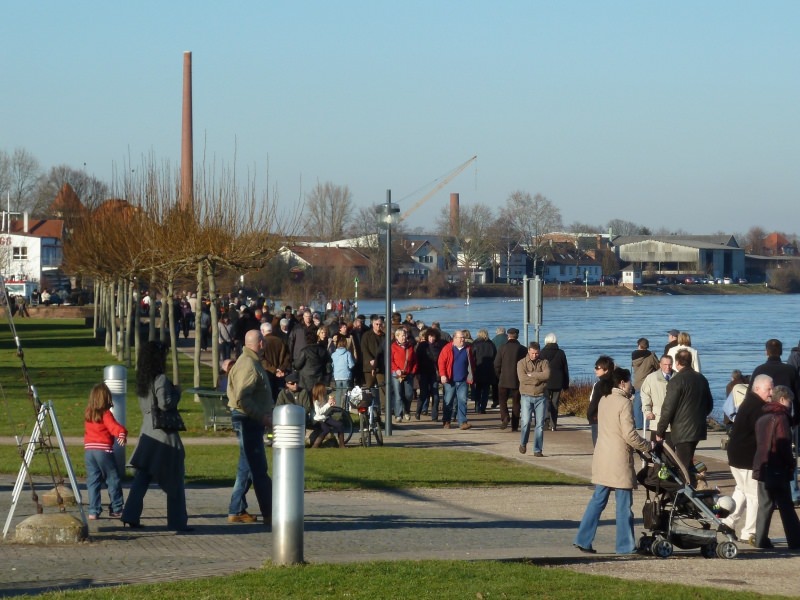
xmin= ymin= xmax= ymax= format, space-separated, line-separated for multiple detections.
xmin=353 ymin=294 xmax=800 ymax=420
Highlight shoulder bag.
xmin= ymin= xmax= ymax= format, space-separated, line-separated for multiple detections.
xmin=151 ymin=382 xmax=186 ymax=432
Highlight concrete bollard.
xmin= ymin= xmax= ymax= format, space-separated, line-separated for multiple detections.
xmin=272 ymin=404 xmax=305 ymax=565
xmin=104 ymin=365 xmax=127 ymax=477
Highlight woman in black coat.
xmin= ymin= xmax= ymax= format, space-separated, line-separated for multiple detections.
xmin=294 ymin=329 xmax=332 ymax=394
xmin=540 ymin=332 xmax=570 ymax=431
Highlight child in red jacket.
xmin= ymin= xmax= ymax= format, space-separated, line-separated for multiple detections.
xmin=84 ymin=383 xmax=127 ymax=520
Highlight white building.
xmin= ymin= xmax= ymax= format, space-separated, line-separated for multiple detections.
xmin=0 ymin=213 xmax=65 ymax=294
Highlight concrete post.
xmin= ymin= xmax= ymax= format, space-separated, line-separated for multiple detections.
xmin=104 ymin=365 xmax=127 ymax=477
xmin=272 ymin=403 xmax=305 ymax=565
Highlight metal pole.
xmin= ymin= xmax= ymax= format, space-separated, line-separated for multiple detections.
xmin=104 ymin=365 xmax=127 ymax=477
xmin=272 ymin=404 xmax=305 ymax=565
xmin=354 ymin=277 xmax=359 ymax=315
xmin=384 ymin=190 xmax=393 ymax=438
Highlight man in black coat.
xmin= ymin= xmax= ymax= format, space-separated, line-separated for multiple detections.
xmin=723 ymin=374 xmax=774 ymax=544
xmin=656 ymin=349 xmax=713 ymax=475
xmin=540 ymin=332 xmax=569 ymax=431
xmin=493 ymin=328 xmax=526 ymax=431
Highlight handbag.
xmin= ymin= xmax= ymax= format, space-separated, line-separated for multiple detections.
xmin=151 ymin=383 xmax=186 ymax=432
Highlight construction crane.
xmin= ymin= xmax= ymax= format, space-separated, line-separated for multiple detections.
xmin=398 ymin=155 xmax=477 ymax=222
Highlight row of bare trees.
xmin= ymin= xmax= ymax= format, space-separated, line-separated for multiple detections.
xmin=64 ymin=156 xmax=296 ymax=388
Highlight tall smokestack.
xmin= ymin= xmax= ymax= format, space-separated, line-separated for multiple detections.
xmin=449 ymin=193 xmax=460 ymax=237
xmin=180 ymin=51 xmax=194 ymax=210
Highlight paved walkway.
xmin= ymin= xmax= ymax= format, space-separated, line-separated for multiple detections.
xmin=3 ymin=410 xmax=800 ymax=598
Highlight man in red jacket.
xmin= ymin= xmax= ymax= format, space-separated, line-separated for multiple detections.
xmin=438 ymin=330 xmax=477 ymax=430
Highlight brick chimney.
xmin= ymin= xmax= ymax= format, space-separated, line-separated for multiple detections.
xmin=449 ymin=193 xmax=460 ymax=237
xmin=180 ymin=51 xmax=193 ymax=210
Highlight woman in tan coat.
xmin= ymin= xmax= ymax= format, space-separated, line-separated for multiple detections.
xmin=573 ymin=367 xmax=650 ymax=554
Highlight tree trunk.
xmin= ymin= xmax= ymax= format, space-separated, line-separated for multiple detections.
xmin=148 ymin=284 xmax=157 ymax=342
xmin=166 ymin=279 xmax=180 ymax=383
xmin=116 ymin=277 xmax=124 ymax=361
xmin=193 ymin=262 xmax=204 ymax=390
xmin=107 ymin=280 xmax=117 ymax=355
xmin=206 ymin=262 xmax=219 ymax=389
xmin=127 ymin=280 xmax=136 ymax=368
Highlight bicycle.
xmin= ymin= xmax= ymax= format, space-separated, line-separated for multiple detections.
xmin=348 ymin=386 xmax=383 ymax=447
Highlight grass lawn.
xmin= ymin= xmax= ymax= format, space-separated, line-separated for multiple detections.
xmin=0 ymin=319 xmax=215 ymax=438
xmin=0 ymin=445 xmax=585 ymax=488
xmin=22 ymin=560 xmax=784 ymax=600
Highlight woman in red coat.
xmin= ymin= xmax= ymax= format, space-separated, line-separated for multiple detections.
xmin=391 ymin=328 xmax=418 ymax=422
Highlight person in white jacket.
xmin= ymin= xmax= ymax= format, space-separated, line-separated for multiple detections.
xmin=667 ymin=331 xmax=701 ymax=373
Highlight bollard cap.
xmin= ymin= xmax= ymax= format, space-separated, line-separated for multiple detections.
xmin=273 ymin=404 xmax=306 ymax=427
xmin=103 ymin=365 xmax=128 ymax=380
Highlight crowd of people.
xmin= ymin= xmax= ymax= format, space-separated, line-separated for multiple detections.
xmin=80 ymin=294 xmax=800 ymax=552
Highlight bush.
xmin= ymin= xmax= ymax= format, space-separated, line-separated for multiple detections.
xmin=559 ymin=377 xmax=593 ymax=418
xmin=768 ymin=264 xmax=800 ymax=293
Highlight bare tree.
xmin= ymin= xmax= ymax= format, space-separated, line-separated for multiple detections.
xmin=304 ymin=181 xmax=354 ymax=241
xmin=437 ymin=203 xmax=497 ymax=278
xmin=743 ymin=226 xmax=766 ymax=255
xmin=569 ymin=221 xmax=602 ymax=234
xmin=606 ymin=219 xmax=649 ymax=236
xmin=30 ymin=164 xmax=109 ymax=216
xmin=497 ymin=191 xmax=562 ymax=270
xmin=0 ymin=148 xmax=41 ymax=213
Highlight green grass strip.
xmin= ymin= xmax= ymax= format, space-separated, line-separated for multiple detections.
xmin=21 ymin=560 xmax=784 ymax=599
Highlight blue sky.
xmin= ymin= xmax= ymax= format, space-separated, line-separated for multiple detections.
xmin=3 ymin=1 xmax=798 ymax=235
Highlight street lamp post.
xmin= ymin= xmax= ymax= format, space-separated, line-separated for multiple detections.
xmin=376 ymin=192 xmax=400 ymax=438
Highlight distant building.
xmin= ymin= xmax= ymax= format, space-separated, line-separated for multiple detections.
xmin=0 ymin=212 xmax=66 ymax=294
xmin=539 ymin=242 xmax=603 ymax=283
xmin=277 ymin=245 xmax=371 ymax=279
xmin=761 ymin=232 xmax=797 ymax=257
xmin=612 ymin=235 xmax=745 ymax=280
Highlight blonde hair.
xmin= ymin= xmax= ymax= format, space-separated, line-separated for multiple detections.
xmin=476 ymin=329 xmax=489 ymax=341
xmin=678 ymin=332 xmax=692 ymax=346
xmin=84 ymin=383 xmax=113 ymax=423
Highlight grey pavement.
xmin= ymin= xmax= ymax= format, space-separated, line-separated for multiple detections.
xmin=3 ymin=410 xmax=800 ymax=598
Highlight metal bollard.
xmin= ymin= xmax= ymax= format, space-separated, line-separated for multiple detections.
xmin=272 ymin=404 xmax=305 ymax=565
xmin=103 ymin=365 xmax=127 ymax=477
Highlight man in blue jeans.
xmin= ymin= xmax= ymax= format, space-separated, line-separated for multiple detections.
xmin=517 ymin=342 xmax=550 ymax=457
xmin=438 ymin=330 xmax=476 ymax=430
xmin=227 ymin=329 xmax=274 ymax=527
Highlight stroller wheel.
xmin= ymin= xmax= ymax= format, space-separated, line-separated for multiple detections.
xmin=716 ymin=541 xmax=738 ymax=559
xmin=651 ymin=537 xmax=674 ymax=558
xmin=638 ymin=536 xmax=653 ymax=554
xmin=700 ymin=543 xmax=717 ymax=559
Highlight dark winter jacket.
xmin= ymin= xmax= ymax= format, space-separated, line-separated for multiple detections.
xmin=416 ymin=340 xmax=443 ymax=378
xmin=727 ymin=390 xmax=768 ymax=469
xmin=293 ymin=342 xmax=331 ymax=393
xmin=494 ymin=339 xmax=526 ymax=389
xmin=753 ymin=401 xmax=795 ymax=482
xmin=360 ymin=328 xmax=385 ymax=374
xmin=750 ymin=356 xmax=800 ymax=425
xmin=631 ymin=350 xmax=659 ymax=390
xmin=656 ymin=366 xmax=713 ymax=444
xmin=472 ymin=339 xmax=497 ymax=385
xmin=540 ymin=343 xmax=569 ymax=391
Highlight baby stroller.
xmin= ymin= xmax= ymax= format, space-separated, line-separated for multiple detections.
xmin=637 ymin=442 xmax=738 ymax=559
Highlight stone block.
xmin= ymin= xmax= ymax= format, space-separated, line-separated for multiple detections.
xmin=15 ymin=513 xmax=87 ymax=544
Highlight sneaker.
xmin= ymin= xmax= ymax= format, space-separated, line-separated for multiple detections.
xmin=500 ymin=420 xmax=508 ymax=430
xmin=228 ymin=512 xmax=258 ymax=524
xmin=109 ymin=511 xmax=122 ymax=519
xmin=403 ymin=414 xmax=411 ymax=422
xmin=443 ymin=421 xmax=451 ymax=429
xmin=573 ymin=544 xmax=596 ymax=554
xmin=518 ymin=445 xmax=526 ymax=454
xmin=533 ymin=451 xmax=544 ymax=457
xmin=460 ymin=422 xmax=472 ymax=430
xmin=88 ymin=514 xmax=99 ymax=521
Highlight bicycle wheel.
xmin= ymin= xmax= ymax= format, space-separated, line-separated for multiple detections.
xmin=328 ymin=407 xmax=354 ymax=445
xmin=374 ymin=422 xmax=384 ymax=446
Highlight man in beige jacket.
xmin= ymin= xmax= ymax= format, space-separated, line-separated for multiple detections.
xmin=517 ymin=342 xmax=550 ymax=457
